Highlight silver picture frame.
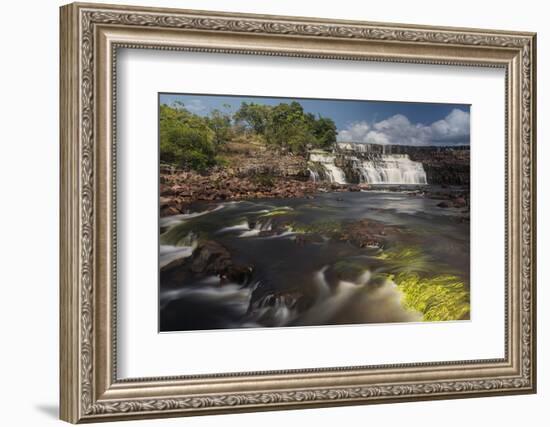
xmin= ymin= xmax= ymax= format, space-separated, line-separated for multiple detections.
xmin=60 ymin=2 xmax=536 ymax=423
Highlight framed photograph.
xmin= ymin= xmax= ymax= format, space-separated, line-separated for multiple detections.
xmin=60 ymin=2 xmax=537 ymax=423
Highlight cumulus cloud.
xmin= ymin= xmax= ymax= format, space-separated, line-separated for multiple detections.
xmin=429 ymin=108 xmax=470 ymax=144
xmin=336 ymin=121 xmax=370 ymax=142
xmin=337 ymin=108 xmax=470 ymax=146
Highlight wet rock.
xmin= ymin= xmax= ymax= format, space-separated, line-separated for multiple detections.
xmin=160 ymin=205 xmax=180 ymax=217
xmin=189 ymin=241 xmax=254 ymax=285
xmin=159 ymin=196 xmax=173 ymax=206
xmin=437 ymin=201 xmax=451 ymax=208
xmin=160 ymin=256 xmax=192 ymax=287
xmin=222 ymin=265 xmax=254 ymax=285
xmin=248 ymin=289 xmax=311 ymax=321
xmin=158 ymin=161 xmax=325 ymax=217
xmin=339 ymin=219 xmax=398 ymax=249
xmin=453 ymin=197 xmax=467 ymax=208
xmin=190 ymin=241 xmax=233 ymax=275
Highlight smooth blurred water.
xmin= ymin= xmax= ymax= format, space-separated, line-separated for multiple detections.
xmin=159 ymin=188 xmax=469 ymax=332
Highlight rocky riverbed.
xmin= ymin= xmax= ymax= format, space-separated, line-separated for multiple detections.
xmin=160 ymin=143 xmax=470 ymax=216
xmin=160 ymin=167 xmax=469 ymax=218
xmin=160 ymin=169 xmax=372 ymax=217
xmin=159 ymin=188 xmax=470 ymax=331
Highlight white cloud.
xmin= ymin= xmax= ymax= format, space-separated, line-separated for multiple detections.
xmin=337 ymin=121 xmax=370 ymax=142
xmin=363 ymin=131 xmax=390 ymax=145
xmin=429 ymin=108 xmax=470 ymax=143
xmin=337 ymin=108 xmax=470 ymax=146
xmin=182 ymin=99 xmax=207 ymax=114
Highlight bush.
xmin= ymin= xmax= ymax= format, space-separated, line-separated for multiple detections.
xmin=159 ymin=104 xmax=216 ymax=171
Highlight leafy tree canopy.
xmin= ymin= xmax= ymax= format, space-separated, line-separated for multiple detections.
xmin=159 ymin=104 xmax=216 ymax=171
xmin=160 ymin=100 xmax=338 ymax=171
xmin=235 ymin=101 xmax=337 ymax=153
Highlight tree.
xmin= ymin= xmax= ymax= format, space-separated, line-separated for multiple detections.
xmin=265 ymin=102 xmax=315 ymax=153
xmin=234 ymin=102 xmax=272 ymax=135
xmin=160 ymin=99 xmax=339 ymax=165
xmin=312 ymin=116 xmax=337 ymax=149
xmin=206 ymin=109 xmax=232 ymax=146
xmin=159 ymin=104 xmax=216 ymax=171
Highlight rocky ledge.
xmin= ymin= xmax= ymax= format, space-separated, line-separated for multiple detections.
xmin=161 ymin=240 xmax=254 ymax=288
xmin=160 ymin=168 xmax=369 ymax=217
xmin=407 ymin=148 xmax=469 ymax=186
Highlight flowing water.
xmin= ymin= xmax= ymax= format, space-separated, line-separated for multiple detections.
xmin=308 ymin=149 xmax=427 ymax=185
xmin=309 ymin=152 xmax=347 ymax=184
xmin=159 ymin=188 xmax=470 ymax=332
xmin=353 ymin=154 xmax=427 ymax=185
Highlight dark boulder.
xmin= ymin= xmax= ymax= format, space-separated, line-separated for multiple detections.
xmin=160 ymin=205 xmax=180 ymax=217
xmin=453 ymin=197 xmax=467 ymax=208
xmin=190 ymin=241 xmax=254 ymax=285
xmin=190 ymin=241 xmax=233 ymax=275
xmin=222 ymin=265 xmax=254 ymax=285
xmin=339 ymin=219 xmax=398 ymax=249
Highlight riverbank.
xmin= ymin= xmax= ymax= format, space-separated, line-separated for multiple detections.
xmin=160 ymin=168 xmax=469 ymax=217
xmin=160 ymin=142 xmax=470 ymax=216
xmin=160 ymin=169 xmax=371 ymax=217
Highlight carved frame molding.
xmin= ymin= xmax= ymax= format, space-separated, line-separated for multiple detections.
xmin=60 ymin=2 xmax=536 ymax=423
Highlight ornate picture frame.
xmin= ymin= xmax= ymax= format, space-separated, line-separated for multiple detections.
xmin=60 ymin=2 xmax=536 ymax=423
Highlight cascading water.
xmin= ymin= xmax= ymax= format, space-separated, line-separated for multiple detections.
xmin=160 ymin=193 xmax=470 ymax=331
xmin=309 ymin=146 xmax=427 ymax=185
xmin=308 ymin=152 xmax=347 ymax=184
xmin=356 ymin=154 xmax=427 ymax=185
xmin=336 ymin=142 xmax=389 ymax=154
xmin=308 ymin=168 xmax=319 ymax=183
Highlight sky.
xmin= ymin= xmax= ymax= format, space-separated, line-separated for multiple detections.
xmin=159 ymin=93 xmax=470 ymax=146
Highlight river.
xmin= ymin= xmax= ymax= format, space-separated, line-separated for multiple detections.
xmin=159 ymin=187 xmax=470 ymax=332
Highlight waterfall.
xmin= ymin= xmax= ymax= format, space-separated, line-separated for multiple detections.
xmin=337 ymin=142 xmax=379 ymax=153
xmin=308 ymin=168 xmax=319 ymax=182
xmin=308 ymin=152 xmax=347 ymax=184
xmin=308 ymin=146 xmax=427 ymax=185
xmin=356 ymin=154 xmax=427 ymax=185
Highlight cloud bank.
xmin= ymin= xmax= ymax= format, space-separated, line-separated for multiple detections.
xmin=337 ymin=108 xmax=470 ymax=146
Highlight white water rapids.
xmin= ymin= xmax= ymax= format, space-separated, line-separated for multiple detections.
xmin=353 ymin=154 xmax=427 ymax=185
xmin=309 ymin=152 xmax=348 ymax=184
xmin=308 ymin=148 xmax=427 ymax=185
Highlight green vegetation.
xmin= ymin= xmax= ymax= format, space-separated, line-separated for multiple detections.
xmin=376 ymin=246 xmax=430 ymax=275
xmin=160 ymin=99 xmax=337 ymax=171
xmin=233 ymin=102 xmax=272 ymax=135
xmin=236 ymin=101 xmax=336 ymax=153
xmin=289 ymin=220 xmax=342 ymax=235
xmin=376 ymin=246 xmax=470 ymax=321
xmin=392 ymin=273 xmax=470 ymax=321
xmin=160 ymin=103 xmax=217 ymax=171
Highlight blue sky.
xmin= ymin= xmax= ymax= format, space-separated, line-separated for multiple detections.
xmin=160 ymin=93 xmax=470 ymax=146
